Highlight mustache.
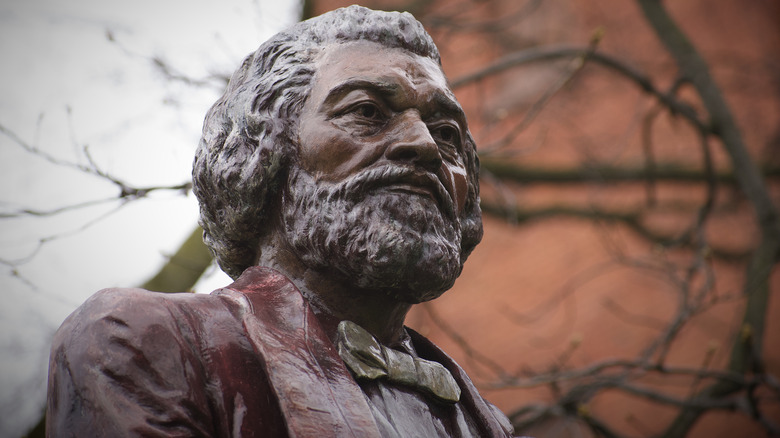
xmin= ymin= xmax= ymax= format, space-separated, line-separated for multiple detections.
xmin=330 ymin=165 xmax=456 ymax=219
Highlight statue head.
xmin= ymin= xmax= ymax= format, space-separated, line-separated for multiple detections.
xmin=192 ymin=5 xmax=482 ymax=302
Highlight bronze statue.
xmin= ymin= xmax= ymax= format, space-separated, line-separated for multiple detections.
xmin=46 ymin=6 xmax=515 ymax=437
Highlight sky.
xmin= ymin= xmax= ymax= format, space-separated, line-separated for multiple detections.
xmin=0 ymin=0 xmax=299 ymax=435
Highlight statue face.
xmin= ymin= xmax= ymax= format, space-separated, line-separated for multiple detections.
xmin=281 ymin=41 xmax=470 ymax=302
xmin=298 ymin=40 xmax=469 ymax=218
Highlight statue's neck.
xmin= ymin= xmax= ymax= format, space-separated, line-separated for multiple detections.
xmin=255 ymin=233 xmax=411 ymax=346
xmin=299 ymin=279 xmax=412 ymax=347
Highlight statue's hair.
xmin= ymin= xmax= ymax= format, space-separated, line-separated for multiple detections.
xmin=192 ymin=5 xmax=482 ymax=279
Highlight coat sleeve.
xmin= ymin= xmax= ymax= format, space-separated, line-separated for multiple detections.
xmin=46 ymin=288 xmax=217 ymax=438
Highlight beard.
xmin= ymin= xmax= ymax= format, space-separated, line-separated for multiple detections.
xmin=281 ymin=165 xmax=464 ymax=303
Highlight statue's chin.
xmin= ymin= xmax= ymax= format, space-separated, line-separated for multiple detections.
xmin=283 ymin=170 xmax=463 ymax=303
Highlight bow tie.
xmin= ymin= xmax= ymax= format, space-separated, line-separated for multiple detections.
xmin=336 ymin=320 xmax=461 ymax=404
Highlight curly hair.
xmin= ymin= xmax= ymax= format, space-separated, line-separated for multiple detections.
xmin=192 ymin=5 xmax=482 ymax=279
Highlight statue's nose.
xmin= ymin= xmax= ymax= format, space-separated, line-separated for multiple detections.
xmin=384 ymin=111 xmax=442 ymax=172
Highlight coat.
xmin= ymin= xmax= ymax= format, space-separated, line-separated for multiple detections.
xmin=46 ymin=266 xmax=513 ymax=437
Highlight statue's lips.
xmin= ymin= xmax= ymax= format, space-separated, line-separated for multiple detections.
xmin=376 ymin=172 xmax=455 ymax=217
xmin=385 ymin=183 xmax=436 ymax=200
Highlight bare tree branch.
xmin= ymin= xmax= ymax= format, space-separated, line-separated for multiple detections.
xmin=452 ymin=45 xmax=707 ymax=133
xmin=479 ymin=160 xmax=780 ymax=186
xmin=420 ymin=302 xmax=510 ymax=380
xmin=480 ymin=28 xmax=605 ymax=154
xmin=0 ymin=122 xmax=192 ymax=219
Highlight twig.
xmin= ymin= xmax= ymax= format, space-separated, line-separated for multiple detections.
xmin=2 ymin=200 xmax=130 ymax=267
xmin=452 ymin=45 xmax=707 ymax=133
xmin=640 ymin=104 xmax=662 ymax=206
xmin=600 ymin=297 xmax=667 ymax=331
xmin=497 ymin=260 xmax=618 ymax=326
xmin=479 ymin=160 xmax=780 ymax=185
xmin=425 ymin=0 xmax=543 ymax=33
xmin=480 ymin=28 xmax=605 ymax=154
xmin=420 ymin=302 xmax=510 ymax=379
xmin=0 ymin=121 xmax=192 ymax=219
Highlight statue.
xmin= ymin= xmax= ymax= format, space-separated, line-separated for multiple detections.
xmin=46 ymin=6 xmax=515 ymax=437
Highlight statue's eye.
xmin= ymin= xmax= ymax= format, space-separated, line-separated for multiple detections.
xmin=433 ymin=125 xmax=460 ymax=147
xmin=437 ymin=126 xmax=457 ymax=143
xmin=352 ymin=103 xmax=383 ymax=120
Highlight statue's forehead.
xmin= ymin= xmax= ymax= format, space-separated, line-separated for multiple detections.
xmin=310 ymin=41 xmax=450 ymax=97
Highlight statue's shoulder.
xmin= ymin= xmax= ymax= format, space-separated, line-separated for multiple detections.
xmin=47 ymin=288 xmax=241 ymax=436
xmin=51 ymin=287 xmax=236 ymax=362
xmin=81 ymin=286 xmax=196 ymax=310
xmin=69 ymin=287 xmax=219 ymax=327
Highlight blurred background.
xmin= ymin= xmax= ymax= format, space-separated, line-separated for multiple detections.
xmin=1 ymin=0 xmax=778 ymax=437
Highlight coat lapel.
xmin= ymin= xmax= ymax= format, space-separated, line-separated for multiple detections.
xmin=407 ymin=327 xmax=515 ymax=437
xmin=218 ymin=267 xmax=381 ymax=438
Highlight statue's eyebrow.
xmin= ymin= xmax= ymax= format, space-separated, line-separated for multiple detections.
xmin=323 ymin=77 xmax=467 ymax=126
xmin=429 ymin=91 xmax=467 ymax=127
xmin=322 ymin=79 xmax=401 ymax=107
